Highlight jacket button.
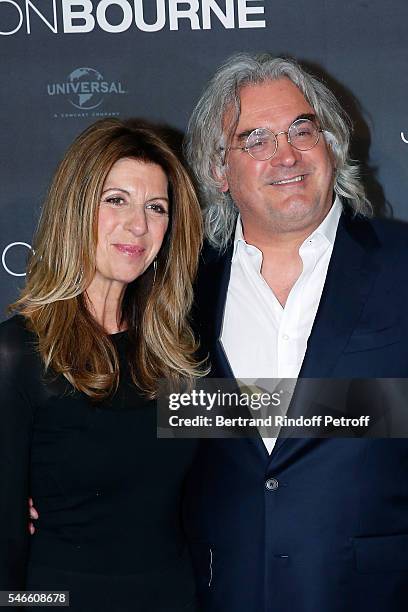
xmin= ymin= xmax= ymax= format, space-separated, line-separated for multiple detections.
xmin=265 ymin=478 xmax=279 ymax=491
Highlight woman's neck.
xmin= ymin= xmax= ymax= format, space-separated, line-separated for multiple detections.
xmin=85 ymin=276 xmax=127 ymax=334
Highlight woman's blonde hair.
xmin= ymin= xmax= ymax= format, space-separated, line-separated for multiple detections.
xmin=12 ymin=118 xmax=205 ymax=399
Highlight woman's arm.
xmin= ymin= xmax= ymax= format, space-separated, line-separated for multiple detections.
xmin=0 ymin=318 xmax=34 ymax=589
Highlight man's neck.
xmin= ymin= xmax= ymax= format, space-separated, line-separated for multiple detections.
xmin=245 ymin=229 xmax=308 ymax=258
xmin=237 ymin=199 xmax=341 ymax=306
xmin=239 ymin=195 xmax=339 ymax=253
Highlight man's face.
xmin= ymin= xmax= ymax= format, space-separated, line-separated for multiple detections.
xmin=220 ymin=78 xmax=336 ymax=241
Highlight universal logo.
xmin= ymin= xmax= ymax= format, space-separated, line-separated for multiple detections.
xmin=401 ymin=132 xmax=408 ymax=144
xmin=47 ymin=67 xmax=126 ymax=119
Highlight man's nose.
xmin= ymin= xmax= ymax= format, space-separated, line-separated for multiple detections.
xmin=270 ymin=131 xmax=301 ymax=166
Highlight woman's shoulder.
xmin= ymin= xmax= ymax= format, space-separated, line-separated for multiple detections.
xmin=0 ymin=314 xmax=39 ymax=375
xmin=0 ymin=313 xmax=36 ymax=344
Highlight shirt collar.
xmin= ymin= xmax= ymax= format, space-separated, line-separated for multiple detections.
xmin=233 ymin=196 xmax=342 ymax=261
xmin=308 ymin=196 xmax=342 ymax=246
xmin=233 ymin=215 xmax=248 ymax=259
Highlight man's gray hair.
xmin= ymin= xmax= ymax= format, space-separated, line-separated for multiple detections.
xmin=184 ymin=52 xmax=372 ymax=251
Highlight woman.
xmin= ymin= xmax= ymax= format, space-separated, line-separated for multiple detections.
xmin=0 ymin=118 xmax=204 ymax=611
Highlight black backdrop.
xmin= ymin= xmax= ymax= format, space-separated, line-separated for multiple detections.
xmin=1 ymin=0 xmax=407 ymax=320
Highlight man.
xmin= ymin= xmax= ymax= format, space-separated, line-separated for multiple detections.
xmin=183 ymin=53 xmax=408 ymax=612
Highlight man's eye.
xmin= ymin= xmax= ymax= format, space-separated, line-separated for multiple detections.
xmin=248 ymin=140 xmax=267 ymax=149
xmin=297 ymin=129 xmax=313 ymax=137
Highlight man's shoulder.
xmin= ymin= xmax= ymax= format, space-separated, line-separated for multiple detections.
xmin=197 ymin=240 xmax=233 ymax=280
xmin=199 ymin=240 xmax=232 ymax=264
xmin=369 ymin=216 xmax=408 ymax=242
xmin=343 ymin=212 xmax=408 ymax=253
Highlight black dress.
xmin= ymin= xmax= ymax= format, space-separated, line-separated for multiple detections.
xmin=0 ymin=315 xmax=199 ymax=611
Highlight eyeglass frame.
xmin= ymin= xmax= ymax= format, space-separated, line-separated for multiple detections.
xmin=221 ymin=116 xmax=324 ymax=162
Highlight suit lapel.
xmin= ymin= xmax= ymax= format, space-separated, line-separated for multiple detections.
xmin=196 ymin=242 xmax=268 ymax=458
xmin=299 ymin=212 xmax=381 ymax=378
xmin=195 ymin=243 xmax=234 ymax=378
xmin=272 ymin=212 xmax=381 ymax=457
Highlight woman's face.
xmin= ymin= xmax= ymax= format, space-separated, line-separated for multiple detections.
xmin=94 ymin=157 xmax=169 ymax=288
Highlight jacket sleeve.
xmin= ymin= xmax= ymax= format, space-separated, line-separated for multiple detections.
xmin=0 ymin=322 xmax=34 ymax=589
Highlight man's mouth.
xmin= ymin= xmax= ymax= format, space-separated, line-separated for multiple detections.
xmin=270 ymin=175 xmax=305 ymax=185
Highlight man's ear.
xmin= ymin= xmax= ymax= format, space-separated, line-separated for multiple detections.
xmin=212 ymin=163 xmax=229 ymax=193
xmin=323 ymin=130 xmax=339 ymax=168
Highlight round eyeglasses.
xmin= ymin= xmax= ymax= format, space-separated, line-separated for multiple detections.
xmin=224 ymin=118 xmax=323 ymax=161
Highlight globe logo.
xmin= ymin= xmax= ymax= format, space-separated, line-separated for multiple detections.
xmin=68 ymin=67 xmax=104 ymax=110
xmin=47 ymin=68 xmax=126 ymax=113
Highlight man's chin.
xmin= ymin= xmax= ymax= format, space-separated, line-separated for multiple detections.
xmin=266 ymin=200 xmax=330 ymax=233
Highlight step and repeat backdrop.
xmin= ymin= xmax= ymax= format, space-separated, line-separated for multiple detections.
xmin=1 ymin=0 xmax=407 ymax=319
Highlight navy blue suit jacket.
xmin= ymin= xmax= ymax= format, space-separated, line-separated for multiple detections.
xmin=184 ymin=211 xmax=408 ymax=612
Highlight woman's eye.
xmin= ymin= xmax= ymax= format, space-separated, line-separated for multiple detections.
xmin=105 ymin=196 xmax=125 ymax=206
xmin=146 ymin=203 xmax=168 ymax=215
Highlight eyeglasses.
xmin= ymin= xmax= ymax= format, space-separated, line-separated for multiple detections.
xmin=223 ymin=118 xmax=323 ymax=161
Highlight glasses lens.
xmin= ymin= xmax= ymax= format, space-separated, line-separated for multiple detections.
xmin=289 ymin=119 xmax=319 ymax=151
xmin=246 ymin=128 xmax=276 ymax=160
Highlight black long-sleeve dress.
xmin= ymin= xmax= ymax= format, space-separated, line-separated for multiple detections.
xmin=0 ymin=315 xmax=199 ymax=611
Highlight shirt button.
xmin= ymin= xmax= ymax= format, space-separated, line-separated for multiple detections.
xmin=282 ymin=334 xmax=290 ymax=341
xmin=265 ymin=478 xmax=279 ymax=491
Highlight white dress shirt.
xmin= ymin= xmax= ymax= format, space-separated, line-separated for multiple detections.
xmin=220 ymin=198 xmax=342 ymax=453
